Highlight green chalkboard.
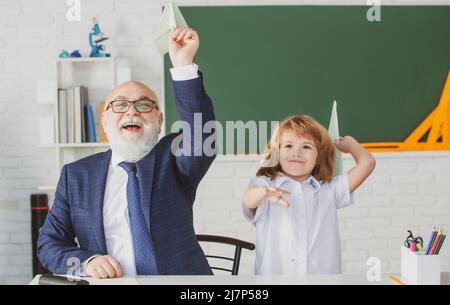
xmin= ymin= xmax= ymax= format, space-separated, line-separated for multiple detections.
xmin=164 ymin=6 xmax=450 ymax=154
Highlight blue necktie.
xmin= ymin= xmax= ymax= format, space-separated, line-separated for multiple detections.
xmin=119 ymin=162 xmax=158 ymax=275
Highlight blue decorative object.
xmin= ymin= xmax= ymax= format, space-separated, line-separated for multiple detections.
xmin=86 ymin=105 xmax=96 ymax=143
xmin=59 ymin=50 xmax=70 ymax=58
xmin=89 ymin=17 xmax=111 ymax=58
xmin=70 ymin=50 xmax=82 ymax=58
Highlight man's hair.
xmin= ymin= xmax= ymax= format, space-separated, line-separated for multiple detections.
xmin=256 ymin=115 xmax=335 ymax=182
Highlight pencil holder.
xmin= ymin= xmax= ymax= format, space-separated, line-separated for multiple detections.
xmin=401 ymin=246 xmax=440 ymax=285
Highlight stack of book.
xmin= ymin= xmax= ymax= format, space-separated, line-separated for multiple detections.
xmin=57 ymin=86 xmax=107 ymax=144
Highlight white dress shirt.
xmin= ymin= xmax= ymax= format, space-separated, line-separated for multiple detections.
xmin=242 ymin=173 xmax=354 ymax=275
xmin=83 ymin=64 xmax=199 ymax=276
xmin=102 ymin=153 xmax=137 ymax=275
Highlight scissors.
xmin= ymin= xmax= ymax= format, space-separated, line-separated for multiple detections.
xmin=404 ymin=230 xmax=424 ymax=251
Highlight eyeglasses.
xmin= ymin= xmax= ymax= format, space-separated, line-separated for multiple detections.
xmin=105 ymin=98 xmax=159 ymax=113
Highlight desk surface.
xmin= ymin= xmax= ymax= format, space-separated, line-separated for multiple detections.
xmin=28 ymin=273 xmax=450 ymax=285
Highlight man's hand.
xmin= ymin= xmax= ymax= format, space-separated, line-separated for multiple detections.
xmin=168 ymin=27 xmax=199 ymax=68
xmin=86 ymin=255 xmax=123 ymax=279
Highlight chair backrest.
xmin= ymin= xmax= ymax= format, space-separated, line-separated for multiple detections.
xmin=197 ymin=234 xmax=255 ymax=275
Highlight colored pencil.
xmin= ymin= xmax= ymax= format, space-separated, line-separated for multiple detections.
xmin=426 ymin=228 xmax=437 ymax=254
xmin=436 ymin=232 xmax=447 ymax=255
xmin=430 ymin=228 xmax=442 ymax=255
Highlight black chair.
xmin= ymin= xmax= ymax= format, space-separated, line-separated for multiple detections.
xmin=197 ymin=234 xmax=255 ymax=275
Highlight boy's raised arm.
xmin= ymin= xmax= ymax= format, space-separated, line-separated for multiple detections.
xmin=334 ymin=136 xmax=376 ymax=193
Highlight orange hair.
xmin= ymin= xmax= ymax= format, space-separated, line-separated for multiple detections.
xmin=257 ymin=115 xmax=335 ymax=182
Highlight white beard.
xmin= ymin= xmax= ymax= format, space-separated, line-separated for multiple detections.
xmin=105 ymin=120 xmax=160 ymax=162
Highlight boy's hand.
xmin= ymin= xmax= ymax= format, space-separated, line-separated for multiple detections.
xmin=259 ymin=186 xmax=291 ymax=207
xmin=243 ymin=186 xmax=291 ymax=210
xmin=168 ymin=27 xmax=199 ymax=68
xmin=334 ymin=136 xmax=359 ymax=153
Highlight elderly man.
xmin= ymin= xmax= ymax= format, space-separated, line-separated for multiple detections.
xmin=37 ymin=27 xmax=216 ymax=278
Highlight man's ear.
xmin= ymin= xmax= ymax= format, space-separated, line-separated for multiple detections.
xmin=159 ymin=112 xmax=164 ymax=132
xmin=101 ymin=111 xmax=106 ymax=132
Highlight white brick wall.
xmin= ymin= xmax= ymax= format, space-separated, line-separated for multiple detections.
xmin=1 ymin=0 xmax=450 ymax=285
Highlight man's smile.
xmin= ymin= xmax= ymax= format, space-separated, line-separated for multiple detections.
xmin=121 ymin=121 xmax=143 ymax=133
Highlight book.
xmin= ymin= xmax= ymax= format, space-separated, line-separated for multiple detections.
xmin=80 ymin=86 xmax=89 ymax=143
xmin=74 ymin=86 xmax=82 ymax=143
xmin=86 ymin=104 xmax=96 ymax=143
xmin=58 ymin=89 xmax=68 ymax=144
xmin=67 ymin=87 xmax=74 ymax=143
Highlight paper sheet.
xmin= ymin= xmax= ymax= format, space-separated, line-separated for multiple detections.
xmin=154 ymin=2 xmax=188 ymax=55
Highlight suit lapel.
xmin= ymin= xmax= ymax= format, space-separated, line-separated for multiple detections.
xmin=136 ymin=151 xmax=156 ymax=232
xmin=88 ymin=149 xmax=111 ymax=254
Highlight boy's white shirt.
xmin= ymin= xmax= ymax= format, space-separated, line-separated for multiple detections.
xmin=242 ymin=173 xmax=354 ymax=275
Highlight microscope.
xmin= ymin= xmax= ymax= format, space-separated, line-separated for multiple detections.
xmin=89 ymin=18 xmax=111 ymax=58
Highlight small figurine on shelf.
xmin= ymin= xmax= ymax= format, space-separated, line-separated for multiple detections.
xmin=89 ymin=17 xmax=111 ymax=58
xmin=59 ymin=50 xmax=70 ymax=58
xmin=70 ymin=50 xmax=82 ymax=58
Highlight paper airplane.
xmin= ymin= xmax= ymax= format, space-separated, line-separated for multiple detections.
xmin=328 ymin=100 xmax=343 ymax=177
xmin=154 ymin=2 xmax=188 ymax=55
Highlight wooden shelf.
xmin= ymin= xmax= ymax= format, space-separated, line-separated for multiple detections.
xmin=56 ymin=57 xmax=114 ymax=64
